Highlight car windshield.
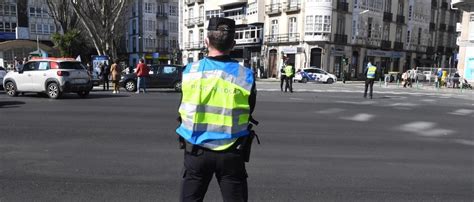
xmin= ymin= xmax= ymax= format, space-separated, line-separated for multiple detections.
xmin=59 ymin=62 xmax=86 ymax=70
xmin=0 ymin=67 xmax=5 ymax=71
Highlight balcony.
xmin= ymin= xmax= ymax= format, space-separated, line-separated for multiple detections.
xmin=236 ymin=37 xmax=262 ymax=45
xmin=265 ymin=4 xmax=282 ymax=15
xmin=381 ymin=40 xmax=392 ymax=50
xmin=396 ymin=15 xmax=405 ymax=24
xmin=196 ymin=0 xmax=204 ymax=3
xmin=156 ymin=29 xmax=169 ymax=36
xmin=437 ymin=46 xmax=445 ymax=54
xmin=439 ymin=23 xmax=446 ymax=31
xmin=452 ymin=0 xmax=474 ymax=12
xmin=186 ymin=0 xmax=195 ymax=5
xmin=429 ymin=22 xmax=436 ymax=31
xmin=333 ymin=34 xmax=347 ymax=45
xmin=195 ymin=17 xmax=204 ymax=26
xmin=217 ymin=0 xmax=247 ymax=7
xmin=394 ymin=42 xmax=404 ymax=50
xmin=156 ymin=12 xmax=168 ymax=18
xmin=265 ymin=33 xmax=300 ymax=44
xmin=441 ymin=2 xmax=448 ymax=9
xmin=336 ymin=2 xmax=349 ymax=12
xmin=185 ymin=18 xmax=194 ymax=27
xmin=426 ymin=46 xmax=435 ymax=54
xmin=383 ymin=12 xmax=393 ymax=22
xmin=184 ymin=42 xmax=205 ymax=50
xmin=284 ymin=2 xmax=301 ymax=13
xmin=448 ymin=25 xmax=455 ymax=33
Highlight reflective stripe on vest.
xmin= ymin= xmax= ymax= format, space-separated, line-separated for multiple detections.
xmin=367 ymin=66 xmax=376 ymax=79
xmin=176 ymin=58 xmax=254 ymax=150
xmin=284 ymin=65 xmax=294 ymax=77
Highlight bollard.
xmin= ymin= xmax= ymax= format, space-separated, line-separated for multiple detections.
xmin=397 ymin=79 xmax=400 ymax=88
xmin=416 ymin=80 xmax=419 ymax=89
xmin=379 ymin=78 xmax=382 ymax=87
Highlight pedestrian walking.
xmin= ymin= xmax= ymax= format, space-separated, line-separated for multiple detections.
xmin=110 ymin=60 xmax=122 ymax=94
xmin=176 ymin=17 xmax=258 ymax=202
xmin=402 ymin=71 xmax=408 ymax=88
xmin=135 ymin=58 xmax=149 ymax=93
xmin=364 ymin=61 xmax=377 ymax=99
xmin=284 ymin=63 xmax=295 ymax=93
xmin=436 ymin=68 xmax=443 ymax=88
xmin=280 ymin=58 xmax=287 ymax=91
xmin=100 ymin=62 xmax=110 ymax=91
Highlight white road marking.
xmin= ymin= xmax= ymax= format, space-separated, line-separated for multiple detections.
xmin=336 ymin=101 xmax=376 ymax=105
xmin=452 ymin=139 xmax=474 ymax=146
xmin=421 ymin=99 xmax=437 ymax=102
xmin=398 ymin=122 xmax=454 ymax=137
xmin=449 ymin=109 xmax=474 ymax=116
xmin=341 ymin=113 xmax=374 ymax=122
xmin=289 ymin=98 xmax=304 ymax=101
xmin=316 ymin=108 xmax=345 ymax=114
xmin=389 ymin=102 xmax=419 ymax=107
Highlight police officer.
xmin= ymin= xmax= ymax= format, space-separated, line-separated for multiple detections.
xmin=280 ymin=59 xmax=287 ymax=92
xmin=284 ymin=63 xmax=295 ymax=93
xmin=176 ymin=17 xmax=257 ymax=202
xmin=364 ymin=61 xmax=377 ymax=99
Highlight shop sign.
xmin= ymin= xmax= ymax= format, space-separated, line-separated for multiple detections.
xmin=282 ymin=47 xmax=297 ymax=54
xmin=367 ymin=49 xmax=405 ymax=58
xmin=331 ymin=50 xmax=345 ymax=56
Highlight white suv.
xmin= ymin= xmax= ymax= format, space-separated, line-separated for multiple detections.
xmin=3 ymin=58 xmax=92 ymax=99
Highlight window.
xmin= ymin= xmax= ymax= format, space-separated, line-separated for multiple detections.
xmin=38 ymin=62 xmax=50 ymax=70
xmin=406 ymin=30 xmax=411 ymax=43
xmin=199 ymin=6 xmax=204 ymax=18
xmin=206 ymin=10 xmax=222 ymax=20
xmin=408 ymin=5 xmax=412 ymax=20
xmin=288 ymin=17 xmax=297 ymax=34
xmin=395 ymin=26 xmax=402 ymax=42
xmin=23 ymin=62 xmax=38 ymax=71
xmin=10 ymin=5 xmax=16 ymax=16
xmin=189 ymin=8 xmax=194 ymax=19
xmin=271 ymin=20 xmax=278 ymax=36
xmin=5 ymin=22 xmax=10 ymax=32
xmin=323 ymin=16 xmax=331 ymax=32
xmin=384 ymin=0 xmax=391 ymax=12
xmin=30 ymin=24 xmax=36 ymax=33
xmin=35 ymin=7 xmax=41 ymax=17
xmin=169 ymin=5 xmax=177 ymax=16
xmin=315 ymin=15 xmax=322 ymax=31
xmin=0 ymin=5 xmax=3 ymax=16
xmin=29 ymin=7 xmax=35 ymax=17
xmin=145 ymin=2 xmax=154 ymax=13
xmin=0 ymin=22 xmax=3 ymax=32
xmin=189 ymin=30 xmax=193 ymax=43
xmin=162 ymin=66 xmax=177 ymax=74
xmin=199 ymin=29 xmax=204 ymax=44
xmin=306 ymin=16 xmax=314 ymax=32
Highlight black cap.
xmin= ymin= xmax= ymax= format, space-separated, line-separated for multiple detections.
xmin=207 ymin=17 xmax=235 ymax=32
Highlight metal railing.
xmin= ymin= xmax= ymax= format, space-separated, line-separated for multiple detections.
xmin=156 ymin=29 xmax=169 ymax=36
xmin=396 ymin=15 xmax=405 ymax=24
xmin=336 ymin=2 xmax=349 ymax=12
xmin=265 ymin=4 xmax=282 ymax=15
xmin=284 ymin=2 xmax=301 ymax=12
xmin=265 ymin=33 xmax=300 ymax=44
xmin=381 ymin=40 xmax=392 ymax=50
xmin=334 ymin=34 xmax=347 ymax=45
xmin=383 ymin=12 xmax=393 ymax=22
xmin=394 ymin=42 xmax=404 ymax=50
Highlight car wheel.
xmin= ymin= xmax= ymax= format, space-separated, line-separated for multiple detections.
xmin=47 ymin=82 xmax=61 ymax=99
xmin=5 ymin=82 xmax=18 ymax=97
xmin=77 ymin=91 xmax=89 ymax=98
xmin=301 ymin=78 xmax=308 ymax=83
xmin=326 ymin=78 xmax=334 ymax=84
xmin=174 ymin=81 xmax=182 ymax=92
xmin=125 ymin=80 xmax=136 ymax=92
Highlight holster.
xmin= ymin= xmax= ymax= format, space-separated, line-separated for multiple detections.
xmin=236 ymin=123 xmax=260 ymax=162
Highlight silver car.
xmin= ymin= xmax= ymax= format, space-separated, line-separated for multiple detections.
xmin=0 ymin=67 xmax=6 ymax=89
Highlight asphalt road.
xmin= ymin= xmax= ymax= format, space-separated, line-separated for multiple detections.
xmin=0 ymin=83 xmax=473 ymax=201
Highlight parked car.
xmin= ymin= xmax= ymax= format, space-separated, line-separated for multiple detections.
xmin=294 ymin=67 xmax=337 ymax=84
xmin=423 ymin=71 xmax=435 ymax=81
xmin=3 ymin=58 xmax=93 ymax=99
xmin=120 ymin=64 xmax=184 ymax=92
xmin=407 ymin=69 xmax=426 ymax=81
xmin=0 ymin=67 xmax=6 ymax=89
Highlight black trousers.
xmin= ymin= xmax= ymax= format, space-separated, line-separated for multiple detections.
xmin=180 ymin=147 xmax=248 ymax=202
xmin=102 ymin=77 xmax=109 ymax=91
xmin=280 ymin=75 xmax=286 ymax=91
xmin=364 ymin=79 xmax=374 ymax=98
xmin=285 ymin=76 xmax=293 ymax=92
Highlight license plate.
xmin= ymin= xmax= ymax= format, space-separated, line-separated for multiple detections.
xmin=72 ymin=79 xmax=87 ymax=84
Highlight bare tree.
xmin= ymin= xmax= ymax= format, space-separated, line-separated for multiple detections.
xmin=46 ymin=0 xmax=79 ymax=33
xmin=69 ymin=0 xmax=131 ymax=59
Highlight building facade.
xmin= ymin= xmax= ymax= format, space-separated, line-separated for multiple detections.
xmin=126 ymin=0 xmax=180 ymax=67
xmin=180 ymin=0 xmax=265 ymax=73
xmin=0 ymin=0 xmax=57 ymax=68
xmin=262 ymin=0 xmax=459 ymax=79
xmin=452 ymin=0 xmax=474 ymax=81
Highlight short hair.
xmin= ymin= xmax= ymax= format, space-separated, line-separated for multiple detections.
xmin=207 ymin=24 xmax=235 ymax=52
xmin=139 ymin=58 xmax=144 ymax=63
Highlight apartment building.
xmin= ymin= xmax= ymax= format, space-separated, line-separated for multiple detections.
xmin=452 ymin=0 xmax=474 ymax=81
xmin=262 ymin=0 xmax=459 ymax=79
xmin=126 ymin=0 xmax=180 ymax=66
xmin=180 ymin=0 xmax=265 ymax=71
